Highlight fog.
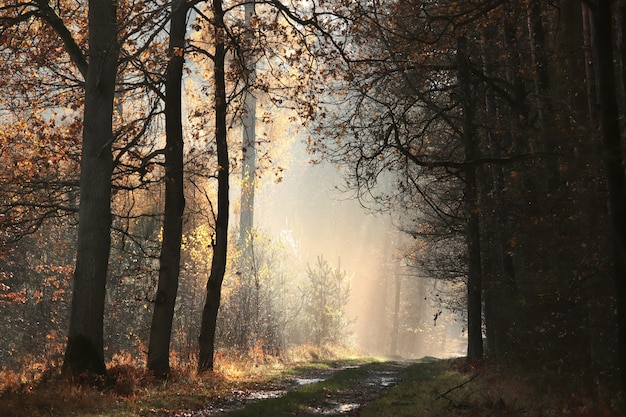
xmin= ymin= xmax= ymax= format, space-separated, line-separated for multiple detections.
xmin=253 ymin=138 xmax=465 ymax=359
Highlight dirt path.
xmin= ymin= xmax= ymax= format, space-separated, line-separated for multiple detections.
xmin=177 ymin=362 xmax=409 ymax=416
xmin=293 ymin=362 xmax=408 ymax=417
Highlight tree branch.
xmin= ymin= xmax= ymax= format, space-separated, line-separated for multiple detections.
xmin=34 ymin=0 xmax=88 ymax=79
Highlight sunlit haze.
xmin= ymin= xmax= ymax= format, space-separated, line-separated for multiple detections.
xmin=254 ymin=137 xmax=465 ymax=359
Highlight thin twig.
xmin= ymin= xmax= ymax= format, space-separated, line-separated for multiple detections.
xmin=436 ymin=373 xmax=479 ymax=401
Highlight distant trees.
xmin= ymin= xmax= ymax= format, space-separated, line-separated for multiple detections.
xmin=0 ymin=223 xmax=74 ymax=368
xmin=216 ymin=230 xmax=297 ymax=355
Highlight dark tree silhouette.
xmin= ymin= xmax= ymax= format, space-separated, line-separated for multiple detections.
xmin=63 ymin=0 xmax=119 ymax=378
xmin=198 ymin=0 xmax=230 ymax=373
xmin=147 ymin=0 xmax=189 ymax=378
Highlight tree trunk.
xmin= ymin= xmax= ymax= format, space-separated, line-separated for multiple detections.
xmin=502 ymin=1 xmax=528 ymax=126
xmin=526 ymin=0 xmax=551 ymax=123
xmin=198 ymin=0 xmax=229 ymax=373
xmin=526 ymin=0 xmax=560 ymax=187
xmin=556 ymin=0 xmax=607 ymax=385
xmin=590 ymin=0 xmax=626 ymax=392
xmin=390 ymin=270 xmax=401 ymax=356
xmin=62 ymin=0 xmax=119 ymax=378
xmin=618 ymin=1 xmax=626 ymax=112
xmin=237 ymin=1 xmax=258 ymax=350
xmin=239 ymin=0 xmax=257 ymax=248
xmin=147 ymin=0 xmax=187 ymax=378
xmin=457 ymin=36 xmax=483 ymax=361
xmin=479 ymin=22 xmax=517 ymax=359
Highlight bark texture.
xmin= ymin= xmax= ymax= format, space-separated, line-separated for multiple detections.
xmin=198 ymin=0 xmax=229 ymax=373
xmin=63 ymin=0 xmax=119 ymax=378
xmin=147 ymin=0 xmax=187 ymax=378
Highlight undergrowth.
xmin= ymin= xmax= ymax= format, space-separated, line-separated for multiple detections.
xmin=3 ymin=347 xmax=621 ymax=417
xmin=0 ymin=343 xmax=359 ymax=417
xmin=361 ymin=358 xmax=624 ymax=417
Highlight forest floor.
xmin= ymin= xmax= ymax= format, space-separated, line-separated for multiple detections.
xmin=1 ymin=354 xmax=624 ymax=416
xmin=184 ymin=360 xmax=409 ymax=416
xmin=181 ymin=358 xmax=624 ymax=417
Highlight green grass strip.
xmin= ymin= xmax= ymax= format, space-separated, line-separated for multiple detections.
xmin=359 ymin=359 xmax=464 ymax=417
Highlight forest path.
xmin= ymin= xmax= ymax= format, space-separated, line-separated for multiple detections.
xmin=175 ymin=361 xmax=410 ymax=416
xmin=287 ymin=362 xmax=408 ymax=417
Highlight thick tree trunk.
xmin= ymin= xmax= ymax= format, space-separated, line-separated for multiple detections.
xmin=147 ymin=0 xmax=187 ymax=378
xmin=591 ymin=0 xmax=626 ymax=392
xmin=457 ymin=36 xmax=483 ymax=361
xmin=62 ymin=0 xmax=119 ymax=378
xmin=198 ymin=0 xmax=229 ymax=373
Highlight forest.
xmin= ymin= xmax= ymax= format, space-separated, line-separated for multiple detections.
xmin=1 ymin=0 xmax=626 ymax=415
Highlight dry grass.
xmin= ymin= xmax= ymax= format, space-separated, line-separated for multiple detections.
xmin=0 ymin=343 xmax=358 ymax=417
xmin=4 ymin=350 xmax=620 ymax=417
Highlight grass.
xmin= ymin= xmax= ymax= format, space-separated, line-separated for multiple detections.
xmin=0 ymin=344 xmax=368 ymax=417
xmin=360 ymin=358 xmax=624 ymax=417
xmin=360 ymin=360 xmax=463 ymax=417
xmin=2 ymin=350 xmax=624 ymax=417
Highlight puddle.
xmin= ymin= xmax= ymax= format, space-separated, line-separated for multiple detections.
xmin=335 ymin=403 xmax=360 ymax=413
xmin=244 ymin=390 xmax=287 ymax=400
xmin=308 ymin=402 xmax=361 ymax=415
xmin=369 ymin=368 xmax=401 ymax=388
xmin=292 ymin=368 xmax=338 ymax=387
xmin=295 ymin=377 xmax=325 ymax=385
xmin=380 ymin=376 xmax=397 ymax=387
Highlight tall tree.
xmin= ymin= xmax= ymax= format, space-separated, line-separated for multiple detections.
xmin=63 ymin=0 xmax=120 ymax=377
xmin=239 ymin=0 xmax=257 ymax=247
xmin=456 ymin=35 xmax=483 ymax=361
xmin=589 ymin=0 xmax=626 ymax=391
xmin=198 ymin=0 xmax=230 ymax=373
xmin=147 ymin=0 xmax=189 ymax=378
xmin=478 ymin=10 xmax=517 ymax=359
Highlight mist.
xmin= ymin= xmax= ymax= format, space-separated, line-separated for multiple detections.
xmin=253 ymin=137 xmax=465 ymax=359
